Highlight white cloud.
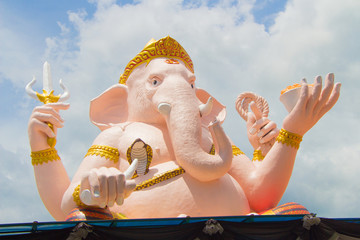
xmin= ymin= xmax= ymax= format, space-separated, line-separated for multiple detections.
xmin=282 ymin=141 xmax=360 ymax=217
xmin=0 ymin=0 xmax=359 ymax=222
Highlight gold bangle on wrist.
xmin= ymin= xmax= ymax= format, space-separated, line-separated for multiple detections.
xmin=31 ymin=148 xmax=60 ymax=166
xmin=276 ymin=128 xmax=303 ymax=149
xmin=73 ymin=184 xmax=86 ymax=207
xmin=252 ymin=149 xmax=265 ymax=161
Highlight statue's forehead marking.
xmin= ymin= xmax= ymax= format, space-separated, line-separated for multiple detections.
xmin=146 ymin=58 xmax=193 ymax=78
xmin=165 ymin=59 xmax=179 ymax=65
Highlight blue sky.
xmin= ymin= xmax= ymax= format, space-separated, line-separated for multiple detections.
xmin=0 ymin=0 xmax=360 ymax=223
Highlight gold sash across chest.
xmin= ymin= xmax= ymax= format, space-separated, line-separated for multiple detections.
xmin=134 ymin=167 xmax=185 ymax=191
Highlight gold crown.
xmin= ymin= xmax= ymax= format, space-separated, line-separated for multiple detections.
xmin=119 ymin=36 xmax=194 ymax=84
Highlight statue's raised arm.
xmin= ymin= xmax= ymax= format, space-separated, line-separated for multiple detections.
xmin=229 ymin=73 xmax=341 ymax=212
xmin=26 ymin=62 xmax=70 ymax=220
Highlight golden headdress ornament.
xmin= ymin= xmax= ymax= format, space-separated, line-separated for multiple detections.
xmin=119 ymin=36 xmax=194 ymax=84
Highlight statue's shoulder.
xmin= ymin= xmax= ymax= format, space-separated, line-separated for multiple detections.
xmin=93 ymin=122 xmax=164 ymax=148
xmin=93 ymin=124 xmax=127 ymax=146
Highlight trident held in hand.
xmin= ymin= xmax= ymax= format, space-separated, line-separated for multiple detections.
xmin=26 ymin=62 xmax=70 ymax=147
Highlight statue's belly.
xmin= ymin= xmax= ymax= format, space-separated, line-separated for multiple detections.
xmin=110 ymin=162 xmax=250 ymax=218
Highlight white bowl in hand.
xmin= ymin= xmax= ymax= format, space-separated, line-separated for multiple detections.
xmin=280 ymin=84 xmax=313 ymax=113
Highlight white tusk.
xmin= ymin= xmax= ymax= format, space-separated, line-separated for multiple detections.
xmin=58 ymin=79 xmax=70 ymax=102
xmin=158 ymin=103 xmax=172 ymax=116
xmin=25 ymin=76 xmax=39 ymax=100
xmin=124 ymin=158 xmax=138 ymax=180
xmin=80 ymin=189 xmax=93 ymax=206
xmin=199 ymin=97 xmax=213 ymax=117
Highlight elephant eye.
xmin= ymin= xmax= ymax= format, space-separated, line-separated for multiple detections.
xmin=191 ymin=84 xmax=194 ymax=89
xmin=151 ymin=77 xmax=162 ymax=87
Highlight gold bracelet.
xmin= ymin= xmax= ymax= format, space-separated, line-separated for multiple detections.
xmin=85 ymin=145 xmax=120 ymax=163
xmin=31 ymin=148 xmax=60 ymax=166
xmin=73 ymin=184 xmax=86 ymax=207
xmin=252 ymin=149 xmax=265 ymax=161
xmin=276 ymin=129 xmax=303 ymax=149
xmin=232 ymin=145 xmax=245 ymax=156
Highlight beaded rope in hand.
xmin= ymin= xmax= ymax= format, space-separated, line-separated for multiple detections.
xmin=31 ymin=148 xmax=60 ymax=166
xmin=276 ymin=128 xmax=303 ymax=149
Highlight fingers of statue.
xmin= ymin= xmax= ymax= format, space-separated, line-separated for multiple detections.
xmin=249 ymin=101 xmax=263 ymax=120
xmin=298 ymin=73 xmax=340 ymax=119
xmin=306 ymin=76 xmax=322 ymax=112
xmin=29 ymin=119 xmax=55 ymax=138
xmin=81 ymin=167 xmax=127 ymax=208
xmin=32 ymin=109 xmax=64 ymax=128
xmin=80 ymin=161 xmax=138 ymax=208
xmin=283 ymin=73 xmax=341 ymax=136
xmin=35 ymin=102 xmax=70 ymax=114
xmin=298 ymin=73 xmax=340 ymax=116
xmin=116 ymin=176 xmax=137 ymax=204
xmin=124 ymin=179 xmax=137 ymax=198
xmin=316 ymin=73 xmax=335 ymax=110
xmin=249 ymin=118 xmax=270 ymax=135
xmin=319 ymin=82 xmax=341 ymax=117
xmin=247 ymin=102 xmax=265 ymax=134
xmin=29 ymin=103 xmax=69 ymax=134
xmin=294 ymin=78 xmax=310 ymax=111
xmin=115 ymin=173 xmax=125 ymax=206
xmin=314 ymin=73 xmax=341 ymax=117
xmin=257 ymin=121 xmax=279 ymax=144
xmin=107 ymin=168 xmax=119 ymax=207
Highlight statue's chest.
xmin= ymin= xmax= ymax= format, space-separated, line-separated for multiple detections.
xmin=116 ymin=123 xmax=175 ymax=169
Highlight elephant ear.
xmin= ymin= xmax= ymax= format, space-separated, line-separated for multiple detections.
xmin=90 ymin=84 xmax=128 ymax=131
xmin=196 ymin=88 xmax=227 ymax=126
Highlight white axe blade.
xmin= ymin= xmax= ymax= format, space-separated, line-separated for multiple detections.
xmin=42 ymin=61 xmax=53 ymax=93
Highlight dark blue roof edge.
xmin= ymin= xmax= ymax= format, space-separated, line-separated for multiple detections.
xmin=1 ymin=215 xmax=360 ymax=235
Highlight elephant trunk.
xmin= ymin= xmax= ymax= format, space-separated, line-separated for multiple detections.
xmin=157 ymin=92 xmax=232 ymax=182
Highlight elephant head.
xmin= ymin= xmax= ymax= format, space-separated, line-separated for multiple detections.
xmin=89 ymin=36 xmax=233 ymax=182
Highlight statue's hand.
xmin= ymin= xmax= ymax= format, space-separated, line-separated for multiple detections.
xmin=247 ymin=102 xmax=279 ymax=155
xmin=28 ymin=102 xmax=69 ymax=151
xmin=282 ymin=73 xmax=341 ymax=136
xmin=80 ymin=159 xmax=138 ymax=208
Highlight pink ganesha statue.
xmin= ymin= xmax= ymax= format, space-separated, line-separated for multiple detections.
xmin=27 ymin=36 xmax=341 ymax=221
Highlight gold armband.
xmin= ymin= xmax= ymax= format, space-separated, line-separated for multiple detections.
xmin=73 ymin=184 xmax=86 ymax=207
xmin=31 ymin=148 xmax=60 ymax=166
xmin=209 ymin=145 xmax=244 ymax=156
xmin=276 ymin=129 xmax=303 ymax=149
xmin=232 ymin=145 xmax=245 ymax=156
xmin=85 ymin=145 xmax=120 ymax=163
xmin=252 ymin=149 xmax=265 ymax=161
xmin=209 ymin=144 xmax=215 ymax=155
